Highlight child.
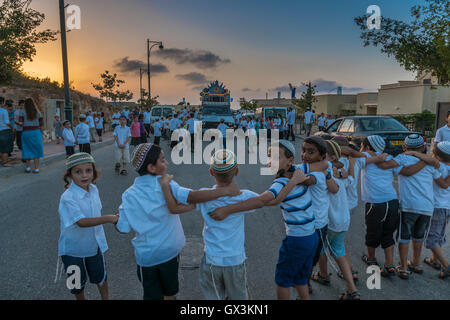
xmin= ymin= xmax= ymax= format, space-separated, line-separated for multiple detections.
xmin=53 ymin=115 xmax=62 ymax=144
xmin=152 ymin=117 xmax=163 ymax=146
xmin=138 ymin=114 xmax=148 ymax=143
xmin=423 ymin=141 xmax=450 ymax=278
xmin=74 ymin=114 xmax=91 ymax=154
xmin=62 ymin=120 xmax=75 ymax=158
xmin=115 ymin=143 xmax=241 ymax=300
xmin=376 ymin=134 xmax=445 ymax=279
xmin=130 ymin=115 xmax=141 ymax=154
xmin=217 ymin=119 xmax=229 ymax=148
xmin=210 ymin=140 xmax=328 ymax=300
xmin=315 ymin=140 xmax=360 ymax=300
xmin=113 ymin=115 xmax=131 ymax=175
xmin=94 ymin=112 xmax=103 ymax=142
xmin=57 ymin=152 xmax=118 ymax=300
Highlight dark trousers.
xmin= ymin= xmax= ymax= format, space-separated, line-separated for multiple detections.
xmin=144 ymin=124 xmax=151 ymax=137
xmin=79 ymin=143 xmax=91 ymax=154
xmin=190 ymin=133 xmax=194 ymax=151
xmin=16 ymin=130 xmax=22 ymax=150
xmin=66 ymin=146 xmax=75 ymax=157
xmin=154 ymin=136 xmax=161 ymax=145
xmin=287 ymin=124 xmax=295 ymax=141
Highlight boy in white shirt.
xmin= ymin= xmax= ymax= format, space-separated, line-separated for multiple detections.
xmin=61 ymin=120 xmax=75 ymax=158
xmin=113 ymin=115 xmax=131 ymax=175
xmin=377 ymin=134 xmax=447 ymax=279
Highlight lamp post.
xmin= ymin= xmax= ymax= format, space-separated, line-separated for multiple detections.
xmin=59 ymin=0 xmax=72 ymax=124
xmin=139 ymin=67 xmax=144 ymax=104
xmin=147 ymin=38 xmax=164 ymax=105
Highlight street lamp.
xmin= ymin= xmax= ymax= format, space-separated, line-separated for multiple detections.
xmin=147 ymin=38 xmax=163 ymax=105
xmin=59 ymin=0 xmax=72 ymax=124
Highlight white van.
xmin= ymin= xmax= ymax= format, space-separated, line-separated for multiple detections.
xmin=150 ymin=106 xmax=175 ymax=123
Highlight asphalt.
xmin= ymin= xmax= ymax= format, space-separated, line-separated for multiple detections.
xmin=0 ymin=135 xmax=449 ymax=300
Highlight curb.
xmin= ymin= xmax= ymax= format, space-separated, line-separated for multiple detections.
xmin=0 ymin=138 xmax=115 ymax=179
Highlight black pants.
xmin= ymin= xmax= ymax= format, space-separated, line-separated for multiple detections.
xmin=16 ymin=131 xmax=22 ymax=150
xmin=312 ymin=225 xmax=328 ymax=267
xmin=79 ymin=143 xmax=91 ymax=154
xmin=66 ymin=146 xmax=75 ymax=157
xmin=365 ymin=199 xmax=400 ymax=249
xmin=154 ymin=136 xmax=161 ymax=145
xmin=190 ymin=133 xmax=194 ymax=151
xmin=144 ymin=124 xmax=151 ymax=137
xmin=288 ymin=124 xmax=295 ymax=141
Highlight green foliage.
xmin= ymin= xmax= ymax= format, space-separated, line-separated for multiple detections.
xmin=355 ymin=0 xmax=450 ymax=85
xmin=92 ymin=70 xmax=133 ymax=103
xmin=239 ymin=99 xmax=258 ymax=111
xmin=138 ymin=89 xmax=159 ymax=110
xmin=0 ymin=0 xmax=57 ymax=84
xmin=293 ymin=81 xmax=317 ymax=113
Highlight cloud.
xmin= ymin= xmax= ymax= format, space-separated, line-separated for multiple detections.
xmin=176 ymin=72 xmax=210 ymax=85
xmin=113 ymin=57 xmax=169 ymax=76
xmin=242 ymin=88 xmax=261 ymax=92
xmin=154 ymin=48 xmax=230 ymax=69
xmin=270 ymin=79 xmax=367 ymax=94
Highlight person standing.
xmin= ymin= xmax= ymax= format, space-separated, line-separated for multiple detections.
xmin=112 ymin=108 xmax=121 ymax=130
xmin=318 ymin=113 xmax=326 ymax=132
xmin=6 ymin=100 xmax=15 ymax=156
xmin=95 ymin=112 xmax=104 ymax=142
xmin=0 ymin=97 xmax=14 ymax=167
xmin=53 ymin=115 xmax=63 ymax=144
xmin=62 ymin=120 xmax=76 ymax=158
xmin=287 ymin=108 xmax=296 ymax=141
xmin=304 ymin=108 xmax=314 ymax=137
xmin=143 ymin=108 xmax=151 ymax=138
xmin=86 ymin=111 xmax=96 ymax=143
xmin=75 ymin=114 xmax=91 ymax=154
xmin=14 ymin=100 xmax=25 ymax=151
xmin=434 ymin=111 xmax=450 ymax=143
xmin=19 ymin=98 xmax=44 ymax=173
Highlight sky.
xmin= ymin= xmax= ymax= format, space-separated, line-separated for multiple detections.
xmin=22 ymin=0 xmax=425 ymax=108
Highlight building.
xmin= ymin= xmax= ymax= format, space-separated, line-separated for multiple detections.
xmin=251 ymin=98 xmax=296 ymax=109
xmin=356 ymin=92 xmax=378 ymax=115
xmin=312 ymin=94 xmax=357 ymax=116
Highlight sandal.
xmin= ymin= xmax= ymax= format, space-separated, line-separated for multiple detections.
xmin=120 ymin=169 xmax=128 ymax=176
xmin=407 ymin=261 xmax=424 ymax=274
xmin=380 ymin=265 xmax=396 ymax=277
xmin=396 ymin=267 xmax=410 ymax=280
xmin=362 ymin=254 xmax=379 ymax=266
xmin=424 ymin=257 xmax=441 ymax=270
xmin=337 ymin=270 xmax=359 ymax=282
xmin=32 ymin=169 xmax=40 ymax=174
xmin=339 ymin=291 xmax=360 ymax=300
xmin=439 ymin=266 xmax=450 ymax=279
xmin=311 ymin=271 xmax=330 ymax=286
xmin=25 ymin=167 xmax=31 ymax=173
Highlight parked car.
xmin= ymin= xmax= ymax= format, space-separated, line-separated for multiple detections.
xmin=315 ymin=116 xmax=424 ymax=155
xmin=150 ymin=106 xmax=175 ymax=123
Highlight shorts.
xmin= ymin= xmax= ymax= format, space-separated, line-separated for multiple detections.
xmin=61 ymin=248 xmax=107 ymax=295
xmin=312 ymin=225 xmax=328 ymax=267
xmin=137 ymin=255 xmax=180 ymax=300
xmin=399 ymin=211 xmax=432 ymax=243
xmin=425 ymin=208 xmax=450 ymax=249
xmin=65 ymin=146 xmax=75 ymax=157
xmin=365 ymin=199 xmax=399 ymax=249
xmin=114 ymin=147 xmax=130 ymax=164
xmin=199 ymin=255 xmax=248 ymax=300
xmin=275 ymin=233 xmax=318 ymax=287
xmin=321 ymin=230 xmax=347 ymax=258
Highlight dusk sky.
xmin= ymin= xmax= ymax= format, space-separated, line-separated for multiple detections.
xmin=23 ymin=0 xmax=424 ymax=108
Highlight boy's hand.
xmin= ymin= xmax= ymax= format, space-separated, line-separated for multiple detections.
xmin=378 ymin=153 xmax=388 ymax=162
xmin=158 ymin=174 xmax=173 ymax=185
xmin=109 ymin=214 xmax=119 ymax=224
xmin=404 ymin=151 xmax=419 ymax=157
xmin=291 ymin=168 xmax=308 ymax=184
xmin=223 ymin=181 xmax=240 ymax=197
xmin=348 ymin=156 xmax=355 ymax=165
xmin=209 ymin=207 xmax=229 ymax=221
xmin=340 ymin=167 xmax=349 ymax=178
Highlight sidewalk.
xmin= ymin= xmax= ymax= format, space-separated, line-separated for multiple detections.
xmin=0 ymin=131 xmax=115 ymax=179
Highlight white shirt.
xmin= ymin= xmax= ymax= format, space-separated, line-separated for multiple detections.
xmin=394 ymin=154 xmax=441 ymax=216
xmin=217 ymin=123 xmax=228 ymax=137
xmin=153 ymin=121 xmax=162 ymax=136
xmin=74 ymin=123 xmax=90 ymax=144
xmin=186 ymin=118 xmax=196 ymax=134
xmin=169 ymin=118 xmax=179 ymax=131
xmin=197 ymin=188 xmax=258 ymax=266
xmin=328 ymin=176 xmax=353 ymax=232
xmin=361 ymin=152 xmax=398 ymax=204
xmin=318 ymin=116 xmax=326 ymax=127
xmin=113 ymin=125 xmax=131 ymax=148
xmin=434 ymin=163 xmax=449 ymax=209
xmin=95 ymin=117 xmax=103 ymax=129
xmin=86 ymin=115 xmax=95 ymax=128
xmin=287 ymin=111 xmax=295 ymax=125
xmin=304 ymin=111 xmax=314 ymax=124
xmin=112 ymin=112 xmax=121 ymax=125
xmin=143 ymin=111 xmax=151 ymax=124
xmin=62 ymin=128 xmax=75 ymax=147
xmin=117 ymin=175 xmax=191 ymax=267
xmin=306 ymin=163 xmax=330 ymax=230
xmin=347 ymin=157 xmax=366 ymax=210
xmin=435 ymin=125 xmax=450 ymax=143
xmin=58 ymin=183 xmax=108 ymax=257
xmin=269 ymin=166 xmax=316 ymax=237
xmin=0 ymin=107 xmax=11 ymax=131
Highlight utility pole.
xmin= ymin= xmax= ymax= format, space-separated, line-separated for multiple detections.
xmin=139 ymin=67 xmax=143 ymax=104
xmin=147 ymin=39 xmax=151 ymax=104
xmin=59 ymin=0 xmax=72 ymax=124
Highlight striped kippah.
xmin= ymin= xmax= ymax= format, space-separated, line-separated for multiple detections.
xmin=277 ymin=140 xmax=296 ymax=157
xmin=211 ymin=149 xmax=237 ymax=173
xmin=405 ymin=133 xmax=424 ymax=148
xmin=437 ymin=141 xmax=450 ymax=155
xmin=367 ymin=135 xmax=385 ymax=153
xmin=131 ymin=143 xmax=154 ymax=172
xmin=66 ymin=152 xmax=95 ymax=170
xmin=326 ymin=140 xmax=341 ymax=159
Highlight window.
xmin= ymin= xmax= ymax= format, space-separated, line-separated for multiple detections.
xmin=162 ymin=108 xmax=173 ymax=117
xmin=202 ymin=106 xmax=231 ymax=115
xmin=338 ymin=119 xmax=352 ymax=132
xmin=151 ymin=108 xmax=161 ymax=116
xmin=359 ymin=118 xmax=407 ymax=131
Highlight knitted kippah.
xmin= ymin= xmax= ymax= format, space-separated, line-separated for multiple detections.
xmin=305 ymin=135 xmax=328 ymax=151
xmin=367 ymin=135 xmax=385 ymax=153
xmin=326 ymin=140 xmax=342 ymax=159
xmin=211 ymin=149 xmax=237 ymax=173
xmin=66 ymin=152 xmax=95 ymax=170
xmin=131 ymin=143 xmax=154 ymax=172
xmin=405 ymin=133 xmax=424 ymax=148
xmin=277 ymin=140 xmax=296 ymax=158
xmin=331 ymin=135 xmax=349 ymax=147
xmin=437 ymin=141 xmax=450 ymax=155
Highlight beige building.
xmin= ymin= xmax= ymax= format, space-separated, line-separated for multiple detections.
xmin=312 ymin=94 xmax=357 ymax=116
xmin=356 ymin=92 xmax=378 ymax=115
xmin=250 ymin=98 xmax=296 ymax=109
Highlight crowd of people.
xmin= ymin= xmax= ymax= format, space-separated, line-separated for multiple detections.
xmin=56 ymin=109 xmax=449 ymax=300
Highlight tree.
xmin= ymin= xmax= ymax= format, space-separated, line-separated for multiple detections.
xmin=355 ymin=0 xmax=450 ymax=85
xmin=239 ymin=99 xmax=258 ymax=111
xmin=137 ymin=89 xmax=159 ymax=110
xmin=92 ymin=70 xmax=133 ymax=103
xmin=293 ymin=81 xmax=317 ymax=113
xmin=0 ymin=0 xmax=58 ymax=84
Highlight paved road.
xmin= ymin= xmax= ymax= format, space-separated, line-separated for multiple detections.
xmin=0 ymin=137 xmax=449 ymax=300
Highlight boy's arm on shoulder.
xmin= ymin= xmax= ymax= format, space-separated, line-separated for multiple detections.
xmin=399 ymin=160 xmax=427 ymax=176
xmin=376 ymin=159 xmax=399 ymax=170
xmin=268 ymin=171 xmax=311 ymax=204
xmin=187 ymin=181 xmax=240 ymax=203
xmin=308 ymin=159 xmax=328 ymax=172
xmin=160 ymin=177 xmax=195 ymax=214
xmin=434 ymin=176 xmax=449 ymax=189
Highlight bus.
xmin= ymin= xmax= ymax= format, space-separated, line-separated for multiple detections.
xmin=256 ymin=106 xmax=289 ymax=122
